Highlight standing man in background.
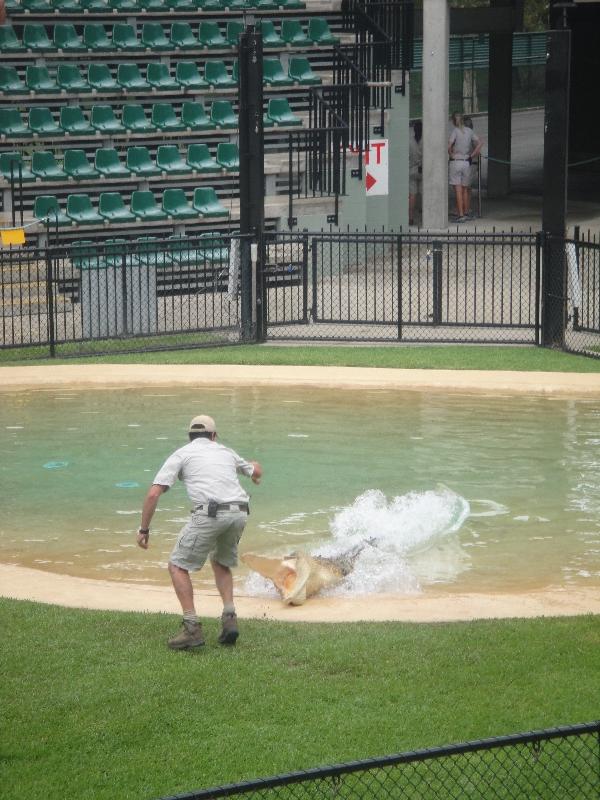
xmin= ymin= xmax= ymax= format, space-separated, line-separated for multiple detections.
xmin=448 ymin=112 xmax=482 ymax=223
xmin=137 ymin=415 xmax=262 ymax=650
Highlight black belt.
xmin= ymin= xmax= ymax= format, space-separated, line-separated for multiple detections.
xmin=193 ymin=502 xmax=249 ymax=514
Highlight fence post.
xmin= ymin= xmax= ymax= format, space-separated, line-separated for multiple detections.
xmin=45 ymin=245 xmax=56 ymax=358
xmin=432 ymin=240 xmax=442 ymax=325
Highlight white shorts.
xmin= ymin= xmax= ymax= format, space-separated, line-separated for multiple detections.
xmin=449 ymin=160 xmax=473 ymax=187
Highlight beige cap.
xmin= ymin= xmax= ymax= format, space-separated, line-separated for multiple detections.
xmin=188 ymin=415 xmax=216 ymax=434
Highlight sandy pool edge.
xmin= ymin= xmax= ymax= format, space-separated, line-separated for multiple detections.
xmin=2 ymin=564 xmax=599 ymax=622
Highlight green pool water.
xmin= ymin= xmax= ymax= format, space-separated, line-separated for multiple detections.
xmin=1 ymin=385 xmax=599 ymax=596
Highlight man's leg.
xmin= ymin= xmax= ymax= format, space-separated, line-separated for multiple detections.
xmin=211 ymin=558 xmax=234 ymax=607
xmin=169 ymin=561 xmax=196 ymax=614
xmin=166 ymin=560 xmax=205 ymax=650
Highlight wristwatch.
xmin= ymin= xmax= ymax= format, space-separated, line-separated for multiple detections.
xmin=138 ymin=527 xmax=150 ymax=534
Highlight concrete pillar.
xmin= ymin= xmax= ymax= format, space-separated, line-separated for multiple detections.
xmin=422 ymin=0 xmax=449 ymax=229
xmin=487 ymin=0 xmax=513 ymax=198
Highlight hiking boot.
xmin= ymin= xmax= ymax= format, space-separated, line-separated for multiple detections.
xmin=168 ymin=619 xmax=205 ymax=651
xmin=218 ymin=611 xmax=239 ymax=645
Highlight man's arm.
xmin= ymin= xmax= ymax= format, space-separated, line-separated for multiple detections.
xmin=136 ymin=484 xmax=167 ymax=549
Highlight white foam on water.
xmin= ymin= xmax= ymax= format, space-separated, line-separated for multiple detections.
xmin=315 ymin=487 xmax=471 ymax=595
xmin=6 ymin=426 xmax=24 ymax=430
xmin=288 ymin=433 xmax=309 ymax=438
xmin=468 ymin=499 xmax=510 ymax=518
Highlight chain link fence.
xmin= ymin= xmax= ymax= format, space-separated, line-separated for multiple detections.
xmin=158 ymin=722 xmax=600 ymax=800
xmin=263 ymin=230 xmax=540 ymax=344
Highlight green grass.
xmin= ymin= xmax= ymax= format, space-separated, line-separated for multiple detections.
xmin=2 ymin=343 xmax=600 ymax=372
xmin=0 ymin=599 xmax=598 ymax=800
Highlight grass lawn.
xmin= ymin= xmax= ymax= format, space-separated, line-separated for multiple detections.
xmin=0 ymin=599 xmax=598 ymax=800
xmin=2 ymin=343 xmax=600 ymax=372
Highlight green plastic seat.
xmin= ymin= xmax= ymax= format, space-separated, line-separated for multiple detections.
xmin=53 ymin=24 xmax=86 ymax=53
xmin=50 ymin=0 xmax=80 ymax=10
xmin=0 ymin=109 xmax=30 ymax=137
xmin=91 ymin=105 xmax=125 ymax=134
xmin=198 ymin=21 xmax=226 ymax=49
xmin=186 ymin=143 xmax=217 ymax=172
xmin=151 ymin=103 xmax=184 ymax=132
xmin=122 ymin=104 xmax=156 ymax=133
xmin=0 ymin=152 xmax=35 ymax=182
xmin=194 ymin=0 xmax=222 ymax=11
xmin=288 ymin=56 xmax=321 ymax=85
xmin=131 ymin=190 xmax=167 ymax=221
xmin=112 ymin=23 xmax=144 ymax=52
xmin=267 ymin=96 xmax=302 ymax=126
xmin=262 ymin=112 xmax=274 ymax=128
xmin=141 ymin=23 xmax=170 ymax=51
xmin=98 ymin=192 xmax=135 ymax=222
xmin=0 ymin=66 xmax=26 ymax=95
xmin=259 ymin=20 xmax=284 ymax=48
xmin=137 ymin=0 xmax=163 ymax=9
xmin=29 ymin=108 xmax=61 ymax=136
xmin=193 ymin=186 xmax=228 ymax=217
xmin=216 ymin=141 xmax=239 ymax=170
xmin=181 ymin=101 xmax=215 ymax=130
xmin=63 ymin=149 xmax=99 ymax=179
xmin=26 ymin=66 xmax=59 ymax=93
xmin=87 ymin=64 xmax=119 ymax=92
xmin=126 ymin=146 xmax=160 ymax=176
xmin=165 ymin=0 xmax=194 ymax=9
xmin=204 ymin=60 xmax=236 ymax=88
xmin=263 ymin=57 xmax=293 ymax=86
xmin=136 ymin=236 xmax=171 ymax=268
xmin=147 ymin=63 xmax=178 ymax=91
xmin=225 ymin=21 xmax=244 ymax=47
xmin=168 ymin=234 xmax=202 ymax=265
xmin=31 ymin=151 xmax=67 ymax=180
xmin=232 ymin=59 xmax=239 ymax=83
xmin=95 ymin=148 xmax=130 ymax=177
xmin=170 ymin=22 xmax=199 ymax=50
xmin=210 ymin=99 xmax=237 ymax=128
xmin=307 ymin=17 xmax=340 ymax=45
xmin=0 ymin=27 xmax=25 ymax=53
xmin=60 ymin=106 xmax=93 ymax=135
xmin=156 ymin=144 xmax=191 ymax=174
xmin=278 ymin=0 xmax=306 ymax=9
xmin=57 ymin=64 xmax=92 ymax=93
xmin=281 ymin=20 xmax=310 ymax=46
xmin=79 ymin=0 xmax=109 ymax=9
xmin=22 ymin=24 xmax=57 ymax=52
xmin=198 ymin=231 xmax=229 ymax=262
xmin=117 ymin=63 xmax=150 ymax=91
xmin=66 ymin=194 xmax=103 ymax=224
xmin=34 ymin=196 xmax=71 ymax=226
xmin=107 ymin=0 xmax=138 ymax=10
xmin=162 ymin=188 xmax=196 ymax=219
xmin=71 ymin=240 xmax=103 ymax=270
xmin=103 ymin=238 xmax=130 ymax=266
xmin=175 ymin=62 xmax=208 ymax=90
xmin=255 ymin=0 xmax=278 ymax=10
xmin=21 ymin=0 xmax=52 ymax=10
xmin=84 ymin=24 xmax=115 ymax=52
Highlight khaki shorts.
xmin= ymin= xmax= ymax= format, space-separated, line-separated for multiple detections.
xmin=169 ymin=511 xmax=247 ymax=572
xmin=449 ymin=159 xmax=473 ymax=187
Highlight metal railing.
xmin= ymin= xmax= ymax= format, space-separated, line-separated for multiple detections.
xmin=157 ymin=721 xmax=600 ymax=800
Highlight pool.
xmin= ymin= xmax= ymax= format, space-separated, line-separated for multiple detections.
xmin=1 ymin=384 xmax=599 ymax=597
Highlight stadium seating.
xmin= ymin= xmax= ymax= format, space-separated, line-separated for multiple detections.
xmin=113 ymin=23 xmax=144 ymax=51
xmin=186 ymin=143 xmax=218 ymax=172
xmin=23 ymin=24 xmax=57 ymax=52
xmin=267 ymin=97 xmax=302 ymax=125
xmin=66 ymin=194 xmax=103 ymax=224
xmin=181 ymin=101 xmax=215 ymax=130
xmin=170 ymin=22 xmax=199 ymax=49
xmin=156 ymin=145 xmax=192 ymax=174
xmin=88 ymin=63 xmax=120 ymax=91
xmin=54 ymin=24 xmax=86 ymax=52
xmin=204 ymin=60 xmax=236 ymax=88
xmin=193 ymin=186 xmax=229 ymax=217
xmin=0 ymin=66 xmax=26 ymax=94
xmin=210 ymin=100 xmax=237 ymax=128
xmin=308 ymin=17 xmax=340 ymax=45
xmin=147 ymin=62 xmax=179 ymax=91
xmin=141 ymin=23 xmax=171 ymax=51
xmin=33 ymin=195 xmax=71 ymax=226
xmin=263 ymin=57 xmax=293 ymax=86
xmin=198 ymin=21 xmax=227 ymax=49
xmin=60 ymin=106 xmax=93 ymax=134
xmin=57 ymin=64 xmax=92 ymax=93
xmin=91 ymin=105 xmax=126 ymax=133
xmin=122 ymin=104 xmax=156 ymax=132
xmin=29 ymin=107 xmax=61 ymax=136
xmin=162 ymin=188 xmax=196 ymax=218
xmin=288 ymin=56 xmax=322 ymax=84
xmin=0 ymin=152 xmax=35 ymax=181
xmin=281 ymin=19 xmax=310 ymax=46
xmin=26 ymin=65 xmax=59 ymax=93
xmin=131 ymin=190 xmax=168 ymax=220
xmin=98 ymin=192 xmax=136 ymax=222
xmin=152 ymin=103 xmax=185 ymax=131
xmin=216 ymin=142 xmax=239 ymax=170
xmin=63 ymin=150 xmax=100 ymax=180
xmin=95 ymin=148 xmax=131 ymax=177
xmin=175 ymin=61 xmax=209 ymax=90
xmin=126 ymin=146 xmax=161 ymax=176
xmin=117 ymin=63 xmax=150 ymax=91
xmin=259 ymin=20 xmax=284 ymax=48
xmin=226 ymin=20 xmax=244 ymax=47
xmin=0 ymin=27 xmax=25 ymax=52
xmin=84 ymin=24 xmax=115 ymax=52
xmin=31 ymin=151 xmax=67 ymax=180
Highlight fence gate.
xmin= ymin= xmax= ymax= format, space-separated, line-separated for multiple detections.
xmin=263 ymin=230 xmax=541 ymax=344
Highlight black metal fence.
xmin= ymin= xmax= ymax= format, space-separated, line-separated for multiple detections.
xmin=158 ymin=721 xmax=600 ymax=800
xmin=5 ymin=228 xmax=600 ymax=359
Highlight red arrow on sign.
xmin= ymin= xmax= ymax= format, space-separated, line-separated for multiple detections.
xmin=365 ymin=172 xmax=377 ymax=191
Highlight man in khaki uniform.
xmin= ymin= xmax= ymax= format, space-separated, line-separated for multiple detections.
xmin=137 ymin=415 xmax=262 ymax=650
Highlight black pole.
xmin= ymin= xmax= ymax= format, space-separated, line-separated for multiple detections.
xmin=541 ymin=27 xmax=571 ymax=347
xmin=238 ymin=25 xmax=264 ymax=342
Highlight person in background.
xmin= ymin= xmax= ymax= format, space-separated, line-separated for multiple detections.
xmin=448 ymin=112 xmax=482 ymax=223
xmin=137 ymin=414 xmax=262 ymax=651
xmin=463 ymin=116 xmax=481 ymax=219
xmin=408 ymin=120 xmax=423 ymax=226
